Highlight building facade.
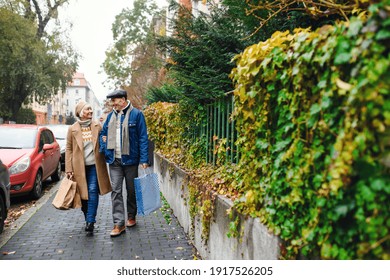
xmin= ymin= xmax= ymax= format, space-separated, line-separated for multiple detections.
xmin=30 ymin=88 xmax=67 ymax=125
xmin=65 ymin=72 xmax=102 ymax=122
xmin=28 ymin=72 xmax=102 ymax=125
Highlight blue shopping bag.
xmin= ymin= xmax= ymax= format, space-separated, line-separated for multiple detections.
xmin=134 ymin=171 xmax=161 ymax=216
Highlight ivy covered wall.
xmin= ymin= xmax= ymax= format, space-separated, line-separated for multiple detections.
xmin=230 ymin=6 xmax=389 ymax=259
xmin=145 ymin=5 xmax=389 ymax=259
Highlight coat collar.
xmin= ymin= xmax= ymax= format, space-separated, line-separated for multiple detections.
xmin=72 ymin=121 xmax=100 ymax=151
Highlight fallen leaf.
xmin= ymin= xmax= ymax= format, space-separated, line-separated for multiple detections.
xmin=2 ymin=251 xmax=16 ymax=255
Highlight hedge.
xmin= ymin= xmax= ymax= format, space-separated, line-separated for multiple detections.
xmin=230 ymin=4 xmax=389 ymax=259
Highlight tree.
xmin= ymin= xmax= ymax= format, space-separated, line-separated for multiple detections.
xmin=156 ymin=2 xmax=247 ymax=104
xmin=102 ymin=0 xmax=163 ymax=89
xmin=16 ymin=108 xmax=36 ymax=124
xmin=0 ymin=0 xmax=70 ymax=38
xmin=221 ymin=0 xmax=371 ymax=41
xmin=0 ymin=0 xmax=78 ymax=121
xmin=0 ymin=8 xmax=44 ymax=120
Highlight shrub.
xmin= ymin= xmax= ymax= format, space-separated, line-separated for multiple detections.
xmin=230 ymin=4 xmax=389 ymax=259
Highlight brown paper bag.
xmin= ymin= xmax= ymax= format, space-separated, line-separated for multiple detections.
xmin=52 ymin=177 xmax=78 ymax=210
xmin=72 ymin=187 xmax=82 ymax=209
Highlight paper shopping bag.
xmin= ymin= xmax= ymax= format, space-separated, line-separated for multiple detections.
xmin=72 ymin=187 xmax=82 ymax=209
xmin=52 ymin=177 xmax=78 ymax=210
xmin=134 ymin=172 xmax=161 ymax=216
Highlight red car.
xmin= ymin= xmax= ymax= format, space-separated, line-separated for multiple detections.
xmin=0 ymin=124 xmax=62 ymax=199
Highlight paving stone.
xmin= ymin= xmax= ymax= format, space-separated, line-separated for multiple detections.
xmin=0 ymin=188 xmax=197 ymax=260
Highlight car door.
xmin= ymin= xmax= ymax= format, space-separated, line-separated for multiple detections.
xmin=45 ymin=129 xmax=59 ymax=177
xmin=39 ymin=130 xmax=54 ymax=179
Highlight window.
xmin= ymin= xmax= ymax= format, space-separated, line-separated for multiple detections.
xmin=38 ymin=133 xmax=45 ymax=151
xmin=44 ymin=130 xmax=55 ymax=144
xmin=74 ymin=79 xmax=80 ymax=86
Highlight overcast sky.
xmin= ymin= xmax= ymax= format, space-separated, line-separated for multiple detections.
xmin=60 ymin=0 xmax=168 ymax=102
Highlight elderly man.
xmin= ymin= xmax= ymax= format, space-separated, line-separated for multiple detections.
xmin=100 ymin=89 xmax=149 ymax=237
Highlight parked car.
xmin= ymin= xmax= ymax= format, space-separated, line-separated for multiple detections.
xmin=0 ymin=158 xmax=10 ymax=234
xmin=42 ymin=124 xmax=70 ymax=170
xmin=0 ymin=124 xmax=62 ymax=199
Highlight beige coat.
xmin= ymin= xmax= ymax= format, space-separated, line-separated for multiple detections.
xmin=65 ymin=121 xmax=111 ymax=200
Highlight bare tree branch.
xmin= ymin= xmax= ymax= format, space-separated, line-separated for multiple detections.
xmin=244 ymin=0 xmax=372 ymax=37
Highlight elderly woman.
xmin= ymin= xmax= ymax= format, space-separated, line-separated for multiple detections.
xmin=65 ymin=101 xmax=112 ymax=235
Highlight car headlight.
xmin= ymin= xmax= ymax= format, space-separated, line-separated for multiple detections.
xmin=9 ymin=157 xmax=31 ymax=175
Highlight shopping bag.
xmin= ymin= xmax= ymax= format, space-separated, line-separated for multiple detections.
xmin=134 ymin=172 xmax=161 ymax=216
xmin=52 ymin=176 xmax=79 ymax=210
xmin=72 ymin=187 xmax=82 ymax=209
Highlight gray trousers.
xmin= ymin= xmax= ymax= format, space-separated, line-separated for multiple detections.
xmin=109 ymin=158 xmax=138 ymax=226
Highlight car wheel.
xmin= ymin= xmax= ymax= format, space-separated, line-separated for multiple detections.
xmin=30 ymin=171 xmax=43 ymax=199
xmin=0 ymin=195 xmax=6 ymax=234
xmin=51 ymin=160 xmax=61 ymax=182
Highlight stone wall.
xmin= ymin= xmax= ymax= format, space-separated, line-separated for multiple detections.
xmin=154 ymin=152 xmax=281 ymax=260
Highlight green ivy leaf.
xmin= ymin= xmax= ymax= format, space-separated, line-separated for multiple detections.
xmin=371 ymin=179 xmax=386 ymax=192
xmin=334 ymin=52 xmax=351 ymax=65
xmin=347 ymin=19 xmax=363 ymax=37
xmin=256 ymin=139 xmax=269 ymax=150
xmin=376 ymin=30 xmax=390 ymax=40
xmin=274 ymin=138 xmax=292 ymax=152
xmin=310 ymin=103 xmax=322 ymax=115
xmin=321 ymin=96 xmax=331 ymax=109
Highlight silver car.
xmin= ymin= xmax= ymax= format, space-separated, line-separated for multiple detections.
xmin=0 ymin=158 xmax=11 ymax=234
xmin=42 ymin=125 xmax=70 ymax=170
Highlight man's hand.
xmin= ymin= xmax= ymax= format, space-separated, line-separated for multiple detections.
xmin=141 ymin=163 xmax=148 ymax=169
xmin=102 ymin=136 xmax=107 ymax=142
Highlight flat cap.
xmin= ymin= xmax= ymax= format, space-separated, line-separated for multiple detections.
xmin=106 ymin=89 xmax=127 ymax=99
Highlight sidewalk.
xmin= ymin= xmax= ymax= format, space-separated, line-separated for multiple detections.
xmin=0 ymin=174 xmax=197 ymax=260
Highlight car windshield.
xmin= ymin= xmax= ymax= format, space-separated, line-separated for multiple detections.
xmin=0 ymin=127 xmax=37 ymax=149
xmin=47 ymin=126 xmax=68 ymax=140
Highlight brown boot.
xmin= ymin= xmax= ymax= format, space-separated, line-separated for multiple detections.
xmin=110 ymin=225 xmax=126 ymax=237
xmin=126 ymin=218 xmax=136 ymax=227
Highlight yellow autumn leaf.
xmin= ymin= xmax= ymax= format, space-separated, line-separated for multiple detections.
xmin=336 ymin=78 xmax=353 ymax=90
xmin=372 ymin=119 xmax=386 ymax=132
xmin=272 ymin=30 xmax=290 ymax=38
xmin=245 ymin=190 xmax=255 ymax=204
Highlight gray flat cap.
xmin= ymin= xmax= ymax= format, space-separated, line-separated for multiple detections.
xmin=106 ymin=89 xmax=127 ymax=99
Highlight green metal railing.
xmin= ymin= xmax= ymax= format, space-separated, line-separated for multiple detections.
xmin=202 ymin=94 xmax=239 ymax=165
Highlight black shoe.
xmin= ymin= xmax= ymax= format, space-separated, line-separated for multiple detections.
xmin=85 ymin=222 xmax=95 ymax=232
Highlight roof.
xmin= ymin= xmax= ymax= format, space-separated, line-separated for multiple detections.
xmin=68 ymin=72 xmax=89 ymax=87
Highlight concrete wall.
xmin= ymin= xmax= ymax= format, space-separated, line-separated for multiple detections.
xmin=154 ymin=152 xmax=281 ymax=260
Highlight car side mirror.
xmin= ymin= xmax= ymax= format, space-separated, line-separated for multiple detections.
xmin=43 ymin=143 xmax=53 ymax=151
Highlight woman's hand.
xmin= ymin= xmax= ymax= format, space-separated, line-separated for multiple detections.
xmin=66 ymin=172 xmax=74 ymax=179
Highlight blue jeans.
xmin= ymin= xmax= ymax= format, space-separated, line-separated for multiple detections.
xmin=85 ymin=165 xmax=99 ymax=223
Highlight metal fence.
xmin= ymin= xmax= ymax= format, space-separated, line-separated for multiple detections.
xmin=201 ymin=94 xmax=239 ymax=165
